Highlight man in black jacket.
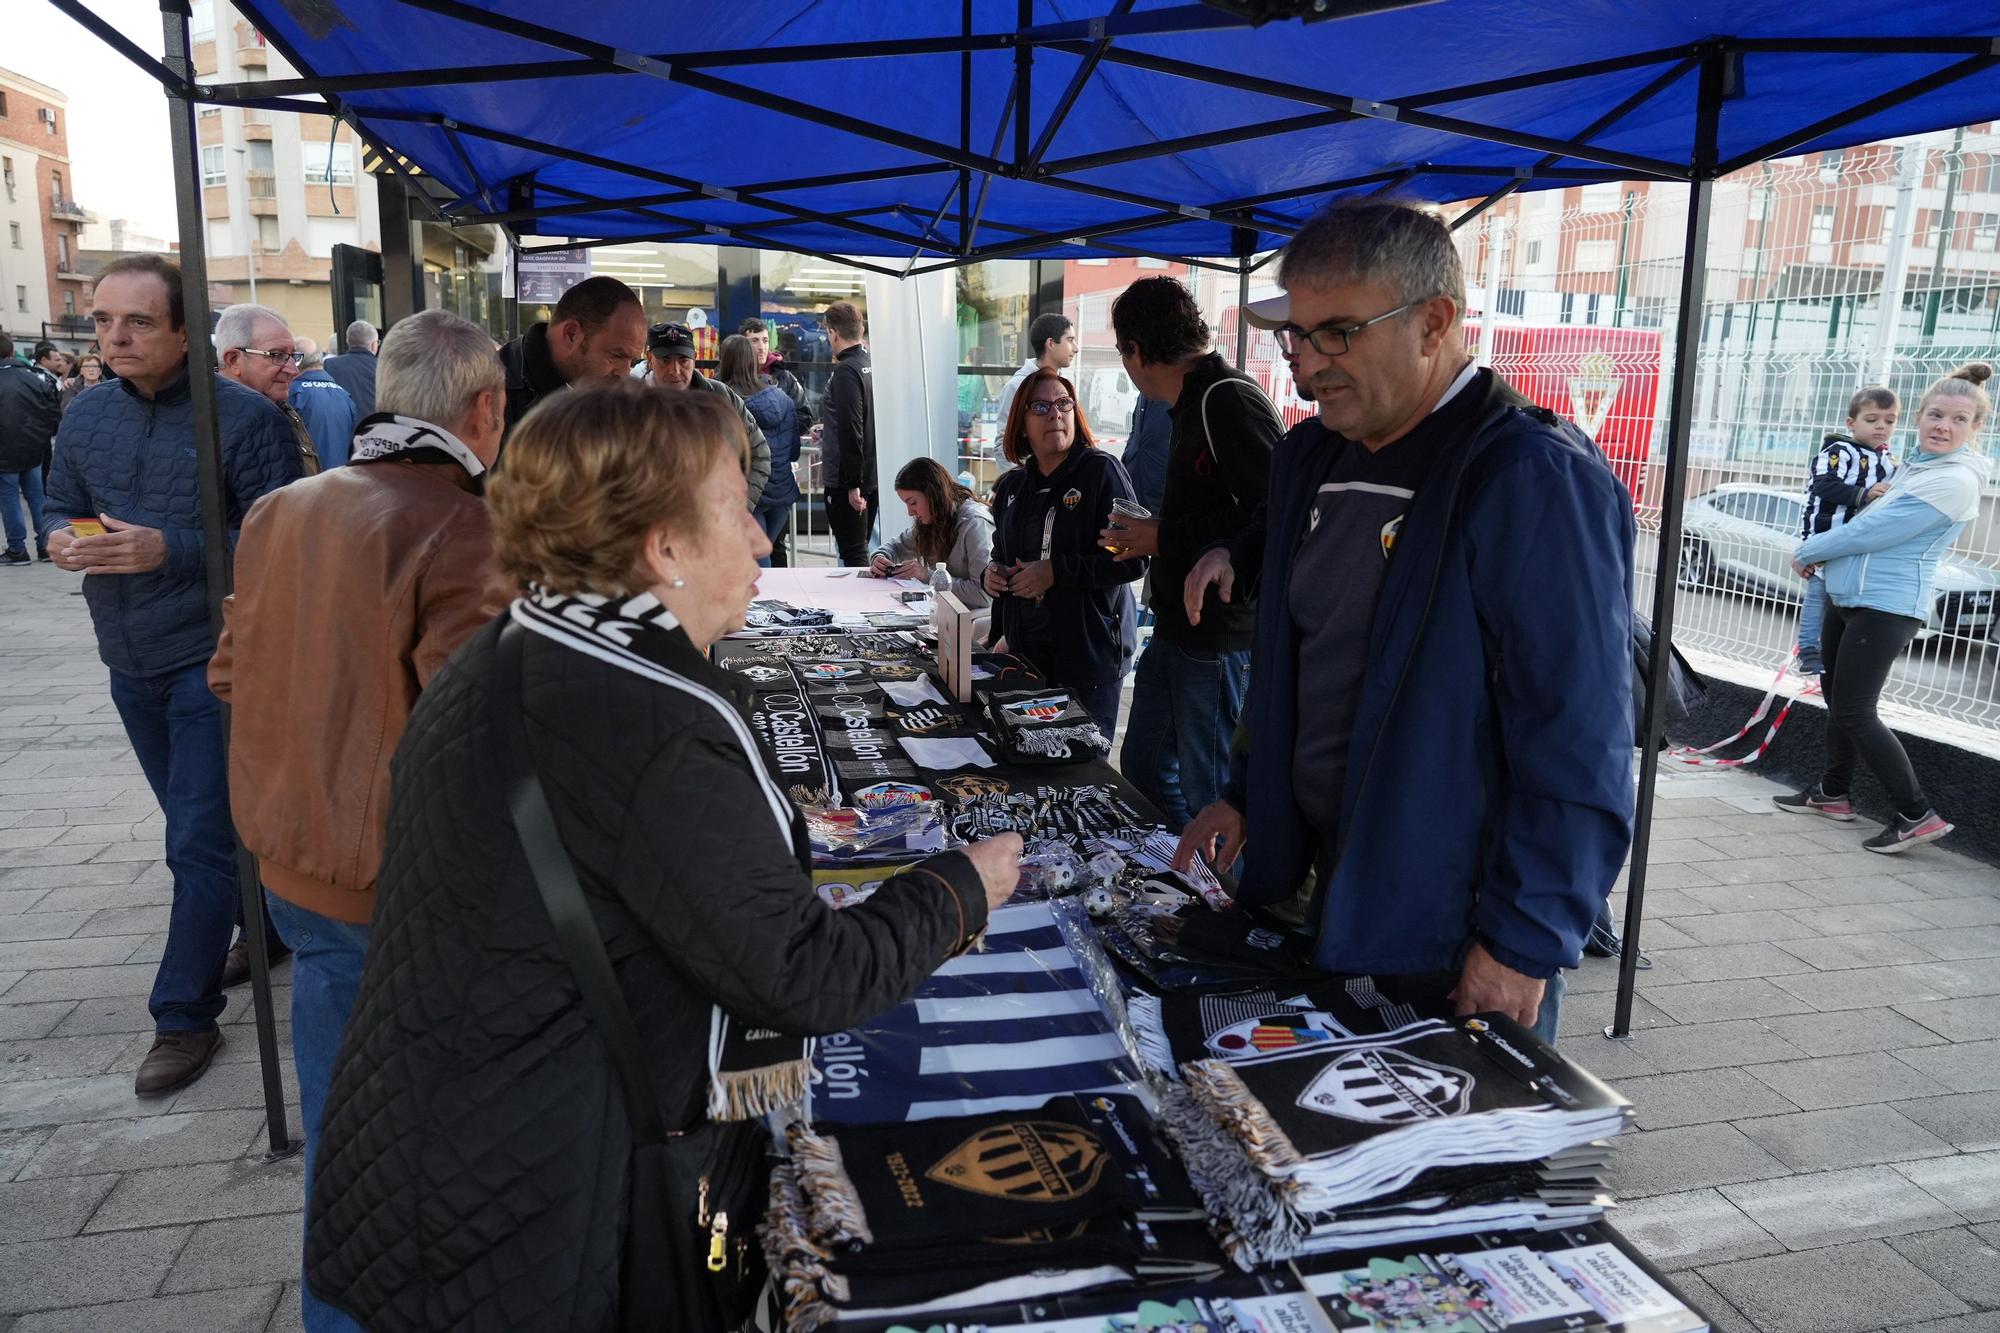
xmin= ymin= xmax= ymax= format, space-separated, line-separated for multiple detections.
xmin=741 ymin=316 xmax=812 ymax=429
xmin=821 ymin=300 xmax=877 ymax=566
xmin=0 ymin=333 xmax=57 ymax=563
xmin=497 ymin=276 xmax=647 ymax=438
xmin=1102 ymin=278 xmax=1278 ymax=832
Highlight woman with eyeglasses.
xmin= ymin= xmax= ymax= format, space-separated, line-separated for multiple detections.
xmin=982 ymin=369 xmax=1145 ymax=741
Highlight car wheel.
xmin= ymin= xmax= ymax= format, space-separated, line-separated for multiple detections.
xmin=1677 ymin=536 xmax=1714 ymax=590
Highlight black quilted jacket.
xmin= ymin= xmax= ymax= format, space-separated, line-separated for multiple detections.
xmin=0 ymin=360 xmax=58 ymax=473
xmin=44 ymin=364 xmax=302 ymax=676
xmin=306 ymin=609 xmax=989 ymax=1332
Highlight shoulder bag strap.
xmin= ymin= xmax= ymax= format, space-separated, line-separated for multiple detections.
xmin=493 ymin=620 xmax=672 ymax=1148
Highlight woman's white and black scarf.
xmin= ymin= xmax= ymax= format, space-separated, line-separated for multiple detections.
xmin=512 ymin=584 xmax=813 ymax=1120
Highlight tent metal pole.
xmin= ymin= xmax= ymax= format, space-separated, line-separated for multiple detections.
xmin=1236 ymin=257 xmax=1251 ymax=364
xmin=158 ymin=0 xmax=297 ymax=1159
xmin=1449 ymin=54 xmax=1700 ymax=231
xmin=1715 ymin=51 xmax=1999 ymax=175
xmin=1022 ymin=0 xmax=1133 ymax=174
xmin=1015 ymin=0 xmax=1033 ymax=169
xmin=1611 ymin=47 xmax=1726 ymax=1041
xmin=47 ymin=0 xmax=191 ymax=92
xmin=959 ymin=0 xmax=973 ymax=255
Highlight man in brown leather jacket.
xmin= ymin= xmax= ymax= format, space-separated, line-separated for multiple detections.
xmin=209 ymin=307 xmax=507 ymax=1333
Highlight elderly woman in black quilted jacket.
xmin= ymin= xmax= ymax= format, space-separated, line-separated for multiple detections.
xmin=304 ymin=386 xmax=1020 ymax=1332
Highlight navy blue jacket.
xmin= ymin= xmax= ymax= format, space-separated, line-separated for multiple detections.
xmin=745 ymin=381 xmax=800 ymax=509
xmin=323 ymin=349 xmax=377 ymax=419
xmin=288 ymin=370 xmax=359 ymax=467
xmin=1228 ymin=375 xmax=1635 ymax=980
xmin=44 ymin=364 xmax=304 ymax=677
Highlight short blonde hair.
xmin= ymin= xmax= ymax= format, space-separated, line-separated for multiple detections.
xmin=489 ymin=384 xmax=748 ymax=596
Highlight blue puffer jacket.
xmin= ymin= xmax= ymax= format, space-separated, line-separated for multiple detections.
xmin=1795 ymin=446 xmax=1986 ymax=623
xmin=43 ymin=364 xmax=303 ymax=677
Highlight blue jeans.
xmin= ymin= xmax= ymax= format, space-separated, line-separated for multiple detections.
xmin=1118 ymin=637 xmax=1249 ymax=832
xmin=107 ymin=662 xmax=237 ymax=1033
xmin=263 ymin=893 xmax=369 ymax=1333
xmin=1797 ymin=574 xmax=1828 ymax=667
xmin=1071 ymin=678 xmax=1125 ymax=751
xmin=1 ymin=467 xmax=45 ymax=553
xmin=755 ymin=500 xmax=791 ymax=568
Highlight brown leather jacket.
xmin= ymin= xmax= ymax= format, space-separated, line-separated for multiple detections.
xmin=210 ymin=456 xmax=505 ymax=924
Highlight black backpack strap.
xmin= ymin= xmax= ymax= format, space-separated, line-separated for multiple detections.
xmin=493 ymin=620 xmax=671 ymax=1149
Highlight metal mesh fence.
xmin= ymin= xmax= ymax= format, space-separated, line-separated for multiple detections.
xmin=1448 ymin=125 xmax=2000 ymax=734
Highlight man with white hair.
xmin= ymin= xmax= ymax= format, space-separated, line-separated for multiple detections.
xmin=324 ymin=318 xmax=379 ymax=417
xmin=217 ymin=303 xmax=320 ymax=475
xmin=1176 ymin=201 xmax=1635 ymax=1045
xmin=288 ymin=337 xmax=359 ymax=468
xmin=210 ymin=307 xmax=507 ymax=1333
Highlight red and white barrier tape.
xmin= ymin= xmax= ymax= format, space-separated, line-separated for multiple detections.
xmin=1667 ymin=652 xmax=1820 ymax=769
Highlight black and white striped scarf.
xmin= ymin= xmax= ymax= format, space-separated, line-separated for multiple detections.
xmin=512 ymin=584 xmax=812 ymax=1121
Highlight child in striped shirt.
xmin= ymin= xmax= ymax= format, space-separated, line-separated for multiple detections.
xmin=1797 ymin=386 xmax=1899 ymax=674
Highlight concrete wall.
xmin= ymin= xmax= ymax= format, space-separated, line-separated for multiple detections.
xmin=1667 ymin=673 xmax=2000 ymax=867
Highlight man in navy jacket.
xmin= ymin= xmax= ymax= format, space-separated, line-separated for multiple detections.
xmin=1176 ymin=202 xmax=1634 ymax=1043
xmin=43 ymin=255 xmax=304 ymax=1095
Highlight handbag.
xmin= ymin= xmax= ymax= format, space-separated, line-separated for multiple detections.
xmin=492 ymin=622 xmax=771 ymax=1332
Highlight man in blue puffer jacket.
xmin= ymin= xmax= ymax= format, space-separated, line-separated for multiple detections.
xmin=41 ymin=255 xmax=303 ymax=1096
xmin=1175 ymin=203 xmax=1635 ymax=1046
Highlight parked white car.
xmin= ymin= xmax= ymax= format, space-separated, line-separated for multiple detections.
xmin=1678 ymin=482 xmax=2000 ymax=639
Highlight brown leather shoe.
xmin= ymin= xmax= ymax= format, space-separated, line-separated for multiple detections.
xmin=220 ymin=935 xmax=291 ymax=989
xmin=134 ymin=1029 xmax=223 ymax=1096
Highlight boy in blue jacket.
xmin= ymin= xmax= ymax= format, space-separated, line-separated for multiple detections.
xmin=1795 ymin=387 xmax=1899 ymax=674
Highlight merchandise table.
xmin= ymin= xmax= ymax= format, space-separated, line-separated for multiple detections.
xmin=719 ymin=578 xmax=1710 ymax=1333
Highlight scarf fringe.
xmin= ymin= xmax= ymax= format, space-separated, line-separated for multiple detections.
xmin=786 ymin=1124 xmax=876 ymax=1247
xmin=708 ymin=1059 xmax=813 ymax=1123
xmin=759 ymin=1163 xmax=839 ymax=1333
xmin=1125 ymin=992 xmax=1176 ymax=1078
xmin=1151 ymin=1080 xmax=1303 ymax=1269
xmin=1187 ymin=1058 xmax=1308 ymax=1178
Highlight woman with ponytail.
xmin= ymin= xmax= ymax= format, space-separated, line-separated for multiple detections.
xmin=1781 ymin=362 xmax=1992 ymax=853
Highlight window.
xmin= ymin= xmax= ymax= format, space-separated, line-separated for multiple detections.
xmin=1975 ymin=214 xmax=1999 ymax=252
xmin=63 ymin=291 xmax=75 ymax=316
xmin=198 ymin=105 xmax=220 ymax=119
xmin=44 ymin=109 xmax=56 ymax=136
xmin=1748 ymin=186 xmax=1770 ymax=222
xmin=7 ymin=222 xmax=17 ymax=249
xmin=56 ymin=235 xmax=69 ymax=270
xmin=1575 ymin=238 xmax=1615 ymax=270
xmin=1585 ymin=293 xmax=1602 ymax=325
xmin=0 ymin=93 xmax=8 ymax=116
xmin=1810 ymin=206 xmax=1835 ymax=248
xmin=2 ymin=156 xmax=14 ymax=202
xmin=15 ymin=286 xmax=26 ymax=313
xmin=301 ymin=140 xmax=355 ymax=185
xmin=255 ymin=214 xmax=279 ymax=252
xmin=1525 ymin=239 xmax=1543 ymax=266
xmin=50 ymin=170 xmax=62 ymax=203
xmin=1579 ymin=182 xmax=1621 ymax=213
xmin=200 ymin=145 xmax=226 ymax=186
xmin=190 ymin=0 xmax=214 ymax=40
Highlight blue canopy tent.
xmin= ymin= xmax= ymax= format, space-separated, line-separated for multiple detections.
xmin=50 ymin=0 xmax=2000 ymax=1153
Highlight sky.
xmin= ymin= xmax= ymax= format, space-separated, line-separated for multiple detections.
xmin=8 ymin=0 xmax=187 ymax=240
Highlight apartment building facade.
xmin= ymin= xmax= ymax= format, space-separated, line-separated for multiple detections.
xmin=0 ymin=66 xmax=91 ymax=348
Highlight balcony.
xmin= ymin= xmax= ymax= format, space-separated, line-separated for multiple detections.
xmin=235 ymin=21 xmax=267 ymax=66
xmin=49 ymin=197 xmax=86 ymax=222
xmin=242 ymin=117 xmax=273 ymax=141
xmin=246 ymin=170 xmax=278 ymax=216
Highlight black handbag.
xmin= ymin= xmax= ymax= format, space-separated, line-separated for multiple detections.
xmin=492 ymin=623 xmax=771 ymax=1332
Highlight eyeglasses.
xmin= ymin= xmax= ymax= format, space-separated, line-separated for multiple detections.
xmin=232 ymin=347 xmax=303 ymax=367
xmin=1026 ymin=397 xmax=1076 ymax=417
xmin=1274 ymin=298 xmax=1425 ymax=357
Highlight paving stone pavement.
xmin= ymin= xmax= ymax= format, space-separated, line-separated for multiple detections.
xmin=6 ymin=566 xmax=2000 ymax=1330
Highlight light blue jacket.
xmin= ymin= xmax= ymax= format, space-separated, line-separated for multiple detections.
xmin=1795 ymin=447 xmax=1985 ymax=622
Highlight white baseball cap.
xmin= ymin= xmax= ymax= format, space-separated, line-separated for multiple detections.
xmin=1242 ymin=292 xmax=1291 ymax=330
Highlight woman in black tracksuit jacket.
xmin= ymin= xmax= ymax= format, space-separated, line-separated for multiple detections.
xmin=982 ymin=368 xmax=1145 ymax=741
